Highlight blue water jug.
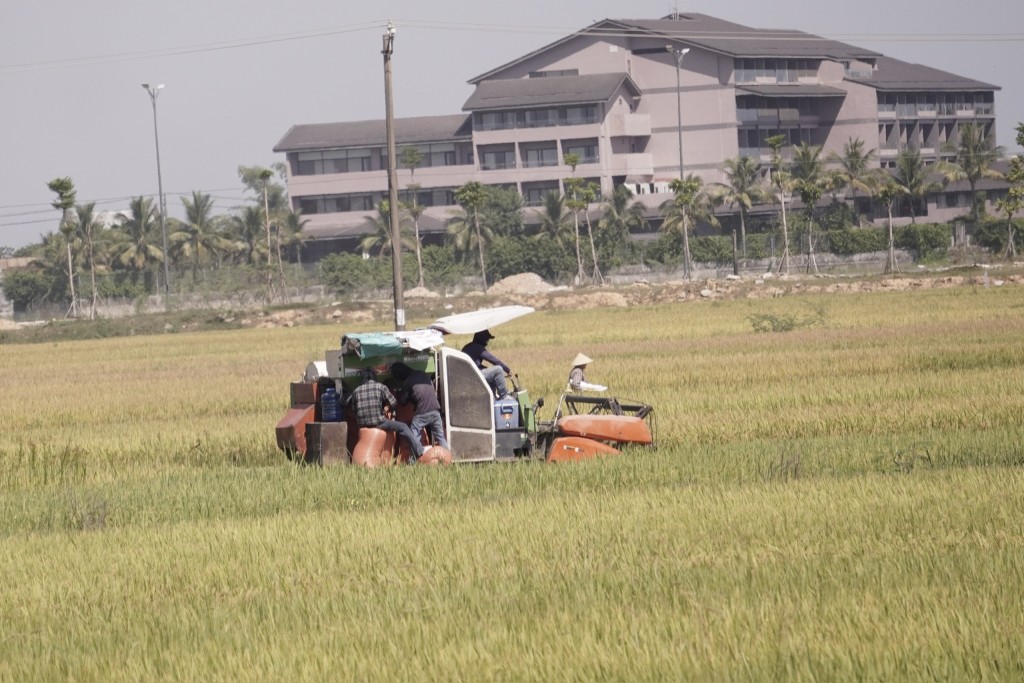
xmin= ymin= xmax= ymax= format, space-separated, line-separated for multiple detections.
xmin=321 ymin=386 xmax=342 ymax=422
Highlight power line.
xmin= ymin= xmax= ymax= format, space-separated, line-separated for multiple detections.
xmin=3 ymin=19 xmax=1023 ymax=75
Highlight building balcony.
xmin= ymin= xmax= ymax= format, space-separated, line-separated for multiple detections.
xmin=606 ymin=152 xmax=654 ymax=178
xmin=607 ymin=113 xmax=651 ymax=138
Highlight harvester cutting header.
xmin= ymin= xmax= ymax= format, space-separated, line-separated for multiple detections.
xmin=275 ymin=306 xmax=655 ymax=466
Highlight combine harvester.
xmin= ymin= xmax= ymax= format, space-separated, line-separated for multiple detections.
xmin=275 ymin=306 xmax=655 ymax=466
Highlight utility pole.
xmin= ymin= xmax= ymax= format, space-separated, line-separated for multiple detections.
xmin=142 ymin=83 xmax=171 ymax=304
xmin=667 ymin=45 xmax=692 ymax=280
xmin=382 ymin=20 xmax=405 ymax=331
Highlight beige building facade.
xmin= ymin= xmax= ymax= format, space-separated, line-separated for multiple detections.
xmin=273 ymin=13 xmax=1001 ymax=256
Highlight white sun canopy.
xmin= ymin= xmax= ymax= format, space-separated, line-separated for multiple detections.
xmin=429 ymin=305 xmax=535 ymax=335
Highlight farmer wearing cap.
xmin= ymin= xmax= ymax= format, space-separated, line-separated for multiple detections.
xmin=461 ymin=329 xmax=511 ymax=399
xmin=567 ymin=352 xmax=607 ymax=392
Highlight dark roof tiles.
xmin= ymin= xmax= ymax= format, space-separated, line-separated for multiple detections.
xmin=462 ymin=72 xmax=639 ymax=111
xmin=273 ymin=114 xmax=471 ymax=153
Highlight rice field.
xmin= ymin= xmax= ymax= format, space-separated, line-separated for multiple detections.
xmin=1 ymin=283 xmax=1023 ymax=681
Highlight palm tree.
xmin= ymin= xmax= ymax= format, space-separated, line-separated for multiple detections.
xmin=229 ymin=205 xmax=269 ymax=265
xmin=47 ymin=177 xmax=79 ymax=317
xmin=876 ymin=178 xmax=906 ymax=274
xmin=171 ymin=191 xmax=230 ymax=281
xmin=994 ymin=123 xmax=1024 ymax=260
xmin=360 ymin=200 xmax=412 ymax=257
xmin=449 ymin=182 xmax=490 ymax=291
xmin=113 ymin=196 xmax=163 ymax=291
xmin=599 ymin=184 xmax=647 ymax=251
xmin=659 ymin=174 xmax=718 ymax=281
xmin=278 ymin=208 xmax=310 ymax=270
xmin=718 ymin=155 xmax=768 ymax=257
xmin=828 ymin=138 xmax=878 ymax=214
xmin=72 ymin=202 xmax=103 ymax=319
xmin=766 ymin=135 xmax=794 ymax=274
xmin=941 ymin=122 xmax=1005 ymax=221
xmin=892 ymin=149 xmax=943 ymax=223
xmin=533 ymin=191 xmax=573 ymax=247
xmin=790 ymin=142 xmax=827 ymax=274
xmin=562 ymin=153 xmax=588 ymax=285
xmin=400 ymin=146 xmax=427 ymax=287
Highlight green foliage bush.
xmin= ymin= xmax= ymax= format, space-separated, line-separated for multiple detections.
xmin=895 ymin=223 xmax=951 ymax=260
xmin=317 ymin=253 xmax=392 ymax=294
xmin=973 ymin=218 xmax=1024 ymax=254
xmin=1 ymin=268 xmax=53 ymax=311
xmin=488 ymin=235 xmax=576 ymax=284
xmin=827 ymin=227 xmax=887 ymax=255
xmin=690 ymin=236 xmax=733 ymax=264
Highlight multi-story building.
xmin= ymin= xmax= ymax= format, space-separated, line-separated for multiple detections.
xmin=273 ymin=13 xmax=1000 ymax=259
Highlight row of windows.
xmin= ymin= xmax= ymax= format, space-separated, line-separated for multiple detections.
xmin=735 ymin=59 xmax=819 ymax=84
xmin=474 ymin=104 xmax=601 ymax=131
xmin=291 ymin=144 xmax=466 ymax=176
xmin=879 ymin=121 xmax=992 ymax=151
xmin=295 ymin=176 xmax=603 ymax=215
xmin=479 ymin=140 xmax=599 ymax=171
xmin=737 ymin=127 xmax=813 ymax=154
xmin=297 ymin=187 xmax=459 ymax=215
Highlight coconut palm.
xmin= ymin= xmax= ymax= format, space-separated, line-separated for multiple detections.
xmin=400 ymin=146 xmax=427 ymax=287
xmin=892 ymin=148 xmax=943 ymax=223
xmin=876 ymin=178 xmax=906 ymax=274
xmin=359 ymin=200 xmax=413 ymax=257
xmin=229 ymin=205 xmax=269 ymax=265
xmin=113 ymin=196 xmax=163 ymax=291
xmin=994 ymin=123 xmax=1024 ymax=260
xmin=827 ymin=137 xmax=878 ymax=208
xmin=171 ymin=191 xmax=231 ymax=280
xmin=72 ymin=202 xmax=104 ymax=319
xmin=941 ymin=123 xmax=1005 ymax=221
xmin=790 ymin=142 xmax=828 ymax=273
xmin=766 ymin=135 xmax=795 ymax=274
xmin=532 ymin=191 xmax=573 ymax=247
xmin=718 ymin=155 xmax=768 ymax=257
xmin=599 ymin=184 xmax=647 ymax=251
xmin=659 ymin=174 xmax=718 ymax=281
xmin=561 ymin=153 xmax=588 ymax=285
xmin=448 ymin=181 xmax=491 ymax=291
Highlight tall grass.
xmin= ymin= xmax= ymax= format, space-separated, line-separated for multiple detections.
xmin=1 ymin=283 xmax=1023 ymax=681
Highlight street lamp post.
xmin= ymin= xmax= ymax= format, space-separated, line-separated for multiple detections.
xmin=142 ymin=83 xmax=171 ymax=302
xmin=667 ymin=45 xmax=692 ymax=279
xmin=382 ymin=20 xmax=405 ymax=331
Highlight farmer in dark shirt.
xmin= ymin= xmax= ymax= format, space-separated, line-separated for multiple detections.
xmin=390 ymin=362 xmax=449 ymax=450
xmin=347 ymin=368 xmax=425 ymax=463
xmin=461 ymin=329 xmax=510 ymax=399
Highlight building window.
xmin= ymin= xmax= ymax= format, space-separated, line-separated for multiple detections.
xmin=480 ymin=148 xmax=516 ymax=170
xmin=563 ymin=139 xmax=599 ymax=164
xmin=522 ymin=181 xmax=560 ymax=206
xmin=522 ymin=146 xmax=559 ymax=168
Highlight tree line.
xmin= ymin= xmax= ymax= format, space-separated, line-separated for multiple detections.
xmin=5 ymin=122 xmax=1023 ymax=314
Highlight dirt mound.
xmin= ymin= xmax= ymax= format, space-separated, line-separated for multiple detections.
xmin=488 ymin=273 xmax=555 ymax=296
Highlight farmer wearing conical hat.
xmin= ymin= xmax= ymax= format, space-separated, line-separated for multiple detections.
xmin=567 ymin=353 xmax=606 ymax=392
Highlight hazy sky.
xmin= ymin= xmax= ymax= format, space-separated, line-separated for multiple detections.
xmin=2 ymin=0 xmax=1021 ymax=248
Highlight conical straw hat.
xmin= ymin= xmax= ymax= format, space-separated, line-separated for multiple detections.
xmin=572 ymin=353 xmax=593 ymax=367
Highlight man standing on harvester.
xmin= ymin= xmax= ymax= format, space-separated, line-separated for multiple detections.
xmin=390 ymin=362 xmax=450 ymax=450
xmin=348 ymin=368 xmax=425 ymax=463
xmin=461 ymin=329 xmax=511 ymax=399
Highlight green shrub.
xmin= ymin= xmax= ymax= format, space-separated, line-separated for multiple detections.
xmin=895 ymin=223 xmax=951 ymax=260
xmin=827 ymin=227 xmax=887 ymax=255
xmin=691 ymin=236 xmax=733 ymax=264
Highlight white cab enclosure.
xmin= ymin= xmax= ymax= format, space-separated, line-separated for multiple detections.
xmin=437 ymin=346 xmax=496 ymax=463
